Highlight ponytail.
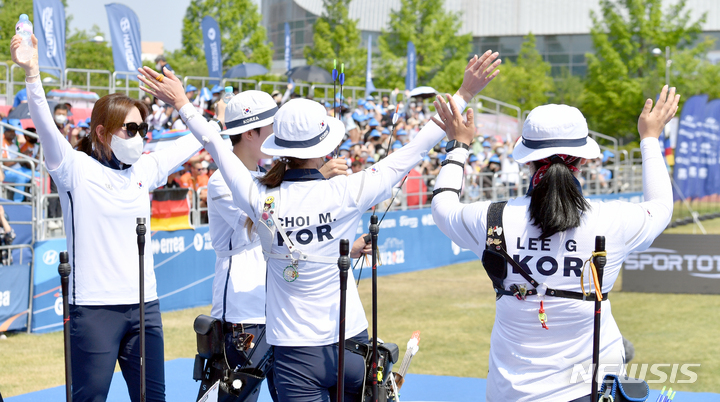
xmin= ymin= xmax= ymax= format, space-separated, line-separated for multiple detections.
xmin=528 ymin=158 xmax=590 ymax=238
xmin=246 ymin=157 xmax=303 ymax=235
xmin=75 ymin=136 xmax=93 ymax=156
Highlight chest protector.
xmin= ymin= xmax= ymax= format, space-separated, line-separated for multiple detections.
xmin=255 ymin=186 xmax=338 ymax=276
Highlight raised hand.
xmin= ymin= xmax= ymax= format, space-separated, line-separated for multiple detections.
xmin=638 ymin=85 xmax=680 ymax=140
xmin=457 ymin=50 xmax=501 ymax=101
xmin=10 ymin=34 xmax=40 ymax=80
xmin=431 ymin=94 xmax=475 ymax=146
xmin=137 ymin=66 xmax=190 ymax=111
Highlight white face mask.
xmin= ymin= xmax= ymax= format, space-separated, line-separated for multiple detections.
xmin=54 ymin=114 xmax=67 ymax=125
xmin=156 ymin=63 xmax=162 ymax=71
xmin=110 ymin=134 xmax=144 ymax=165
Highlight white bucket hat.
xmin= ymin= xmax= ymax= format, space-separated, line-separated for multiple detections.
xmin=261 ymin=99 xmax=345 ymax=159
xmin=512 ymin=104 xmax=601 ymax=163
xmin=222 ymin=90 xmax=278 ymax=136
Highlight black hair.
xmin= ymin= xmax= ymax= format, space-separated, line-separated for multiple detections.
xmin=230 ymin=128 xmax=260 ymax=146
xmin=53 ymin=103 xmax=69 ymax=113
xmin=528 ymin=156 xmax=590 ymax=239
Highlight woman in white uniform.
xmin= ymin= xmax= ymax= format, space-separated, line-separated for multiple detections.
xmin=12 ymin=35 xmax=201 ymax=402
xmin=137 ymin=51 xmax=500 ymax=401
xmin=430 ymin=86 xmax=679 ymax=401
xmin=201 ymin=90 xmax=351 ymax=401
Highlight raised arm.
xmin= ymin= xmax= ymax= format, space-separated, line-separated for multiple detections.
xmin=137 ymin=66 xmax=261 ymax=218
xmin=623 ymin=85 xmax=679 ymax=251
xmin=353 ymin=51 xmax=501 ymax=210
xmin=11 ymin=34 xmax=71 ymax=171
xmin=431 ymin=93 xmax=491 ymax=250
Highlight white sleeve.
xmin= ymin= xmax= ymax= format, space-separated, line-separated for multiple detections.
xmin=208 ymin=178 xmax=244 ymax=228
xmin=143 ymin=134 xmax=203 ymax=190
xmin=431 ymin=147 xmax=491 ymax=251
xmin=26 ymin=80 xmax=72 ymax=171
xmin=178 ymin=103 xmax=261 ymax=220
xmin=621 ymin=137 xmax=673 ymax=253
xmin=350 ymin=94 xmax=467 ymax=211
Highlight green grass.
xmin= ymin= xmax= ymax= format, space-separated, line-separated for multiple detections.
xmin=665 ymin=217 xmax=720 ymax=235
xmin=2 ymin=252 xmax=719 ymax=396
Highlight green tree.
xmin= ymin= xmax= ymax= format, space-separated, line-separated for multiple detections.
xmin=482 ymin=33 xmax=554 ymax=112
xmin=376 ymin=0 xmax=472 ymax=93
xmin=64 ymin=26 xmax=115 ymax=95
xmin=0 ymin=0 xmax=68 ymax=62
xmin=304 ymin=0 xmax=365 ymax=86
xmin=583 ymin=0 xmax=707 ymax=140
xmin=551 ymin=67 xmax=585 ymax=108
xmin=181 ymin=0 xmax=272 ymax=72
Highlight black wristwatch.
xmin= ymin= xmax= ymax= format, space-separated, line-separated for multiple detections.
xmin=445 ymin=140 xmax=470 ymax=153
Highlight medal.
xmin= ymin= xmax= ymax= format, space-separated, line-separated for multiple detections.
xmin=283 ymin=264 xmax=298 ymax=282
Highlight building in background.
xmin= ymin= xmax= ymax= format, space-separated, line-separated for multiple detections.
xmin=262 ymin=0 xmax=720 ymax=76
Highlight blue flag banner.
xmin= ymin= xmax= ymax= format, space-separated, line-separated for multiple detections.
xmin=284 ymin=22 xmax=291 ymax=72
xmin=33 ymin=0 xmax=66 ymax=77
xmin=673 ymin=95 xmax=708 ymax=200
xmin=365 ymin=35 xmax=376 ymax=96
xmin=285 ymin=22 xmax=293 ymax=84
xmin=201 ymin=16 xmax=222 ymax=85
xmin=105 ymin=3 xmax=142 ymax=80
xmin=406 ymin=41 xmax=416 ymax=91
xmin=700 ymin=99 xmax=720 ymax=198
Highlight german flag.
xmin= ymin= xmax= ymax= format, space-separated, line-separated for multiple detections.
xmin=151 ymin=187 xmax=193 ymax=231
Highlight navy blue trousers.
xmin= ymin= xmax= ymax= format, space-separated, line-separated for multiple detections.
xmin=69 ymin=300 xmax=165 ymax=402
xmin=273 ymin=330 xmax=368 ymax=402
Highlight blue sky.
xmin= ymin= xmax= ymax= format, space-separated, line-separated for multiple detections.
xmin=65 ymin=0 xmax=261 ymax=52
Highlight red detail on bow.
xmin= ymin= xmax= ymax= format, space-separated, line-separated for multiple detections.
xmin=531 ymin=154 xmax=580 ymax=187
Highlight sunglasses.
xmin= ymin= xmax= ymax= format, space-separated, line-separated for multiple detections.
xmin=122 ymin=122 xmax=149 ymax=138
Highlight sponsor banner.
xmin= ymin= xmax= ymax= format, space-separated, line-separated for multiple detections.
xmin=33 ymin=0 xmax=66 ymax=76
xmin=622 ymin=234 xmax=720 ymax=294
xmin=673 ymin=95 xmax=709 ymax=200
xmin=353 ymin=208 xmax=478 ymax=279
xmin=0 ymin=263 xmax=31 ymax=332
xmin=105 ymin=3 xmax=142 ymax=79
xmin=406 ymin=41 xmax=416 ymax=91
xmin=201 ymin=16 xmax=222 ymax=85
xmin=365 ymin=35 xmax=375 ymax=95
xmin=30 ymin=227 xmax=216 ymax=333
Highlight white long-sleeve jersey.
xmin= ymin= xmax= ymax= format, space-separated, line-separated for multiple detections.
xmin=177 ymin=96 xmax=467 ymax=346
xmin=27 ymin=80 xmax=202 ymax=305
xmin=208 ymin=169 xmax=267 ymax=324
xmin=431 ymin=138 xmax=672 ymax=401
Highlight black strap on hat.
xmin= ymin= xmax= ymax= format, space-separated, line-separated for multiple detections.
xmin=225 ymin=106 xmax=278 ymax=130
xmin=273 ymin=123 xmax=331 ymax=148
xmin=522 ymin=137 xmax=587 ymax=149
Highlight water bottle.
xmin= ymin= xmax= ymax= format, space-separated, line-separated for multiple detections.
xmin=15 ymin=14 xmax=34 ymax=63
xmin=222 ymin=86 xmax=234 ymax=104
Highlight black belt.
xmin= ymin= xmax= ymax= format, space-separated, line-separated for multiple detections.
xmin=344 ymin=339 xmax=370 ymax=357
xmin=223 ymin=322 xmax=260 ymax=333
xmin=495 ymin=286 xmax=609 ymax=302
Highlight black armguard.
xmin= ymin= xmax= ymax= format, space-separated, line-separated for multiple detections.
xmin=432 ymin=187 xmax=461 ymax=196
xmin=441 ymin=159 xmax=465 ymax=167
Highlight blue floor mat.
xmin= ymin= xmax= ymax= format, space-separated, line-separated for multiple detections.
xmin=7 ymin=358 xmax=720 ymax=401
